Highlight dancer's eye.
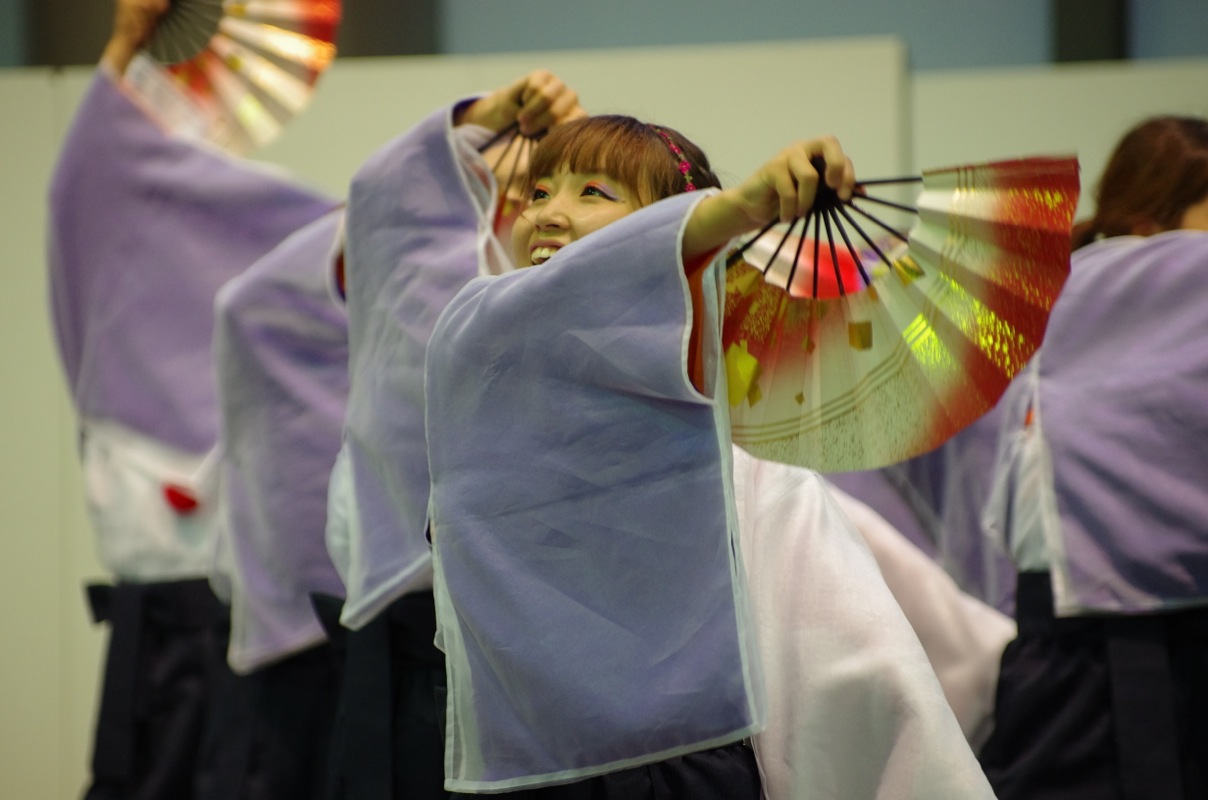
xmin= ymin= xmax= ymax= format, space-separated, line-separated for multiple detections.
xmin=582 ymin=182 xmax=618 ymax=201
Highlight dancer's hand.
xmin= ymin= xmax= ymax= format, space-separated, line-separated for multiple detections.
xmin=684 ymin=137 xmax=855 ymax=260
xmin=458 ymin=70 xmax=587 ymax=137
xmin=102 ymin=0 xmax=170 ymax=75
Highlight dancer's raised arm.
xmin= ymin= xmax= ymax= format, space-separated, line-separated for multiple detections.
xmin=101 ymin=0 xmax=170 ymax=74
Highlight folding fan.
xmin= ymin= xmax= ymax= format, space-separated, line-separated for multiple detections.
xmin=723 ymin=156 xmax=1080 ymax=473
xmin=125 ymin=0 xmax=341 ymax=154
xmin=478 ymin=124 xmax=538 ymax=245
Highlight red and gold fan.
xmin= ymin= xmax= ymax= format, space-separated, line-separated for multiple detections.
xmin=125 ymin=0 xmax=340 ymax=154
xmin=724 ymin=156 xmax=1080 ymax=472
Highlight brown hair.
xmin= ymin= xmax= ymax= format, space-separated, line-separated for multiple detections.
xmin=526 ymin=115 xmax=721 ymax=206
xmin=1073 ymin=115 xmax=1208 ymax=250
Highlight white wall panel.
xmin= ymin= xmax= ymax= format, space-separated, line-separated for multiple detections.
xmin=915 ymin=57 xmax=1208 ymax=219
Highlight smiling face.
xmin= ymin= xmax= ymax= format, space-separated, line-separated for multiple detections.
xmin=508 ymin=116 xmax=721 ymax=268
xmin=511 ymin=168 xmax=642 ymax=267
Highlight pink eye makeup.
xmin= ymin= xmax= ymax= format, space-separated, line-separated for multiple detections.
xmin=582 ymin=180 xmax=621 ymax=200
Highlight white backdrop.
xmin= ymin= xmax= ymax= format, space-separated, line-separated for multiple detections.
xmin=915 ymin=57 xmax=1208 ymax=219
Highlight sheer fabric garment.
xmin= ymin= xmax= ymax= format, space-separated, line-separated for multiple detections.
xmin=984 ymin=231 xmax=1208 ymax=615
xmin=213 ymin=209 xmax=349 ymax=673
xmin=824 ymin=479 xmax=1015 ymax=753
xmin=733 ymin=451 xmax=999 ymax=798
xmin=426 ymin=191 xmax=764 ymax=792
xmin=328 ymin=102 xmax=507 ymax=630
xmin=80 ymin=419 xmax=221 ymax=580
xmin=48 ymin=65 xmax=335 ymax=579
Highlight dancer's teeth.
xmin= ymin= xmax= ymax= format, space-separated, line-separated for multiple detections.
xmin=531 ymin=246 xmax=559 ymax=265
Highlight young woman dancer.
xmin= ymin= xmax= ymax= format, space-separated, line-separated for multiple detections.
xmin=407 ymin=75 xmax=994 ymax=798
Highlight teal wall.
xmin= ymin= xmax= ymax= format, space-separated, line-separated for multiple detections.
xmin=2 ymin=0 xmax=1207 ymax=70
xmin=1131 ymin=0 xmax=1208 ymax=59
xmin=438 ymin=0 xmax=1050 ymax=70
xmin=438 ymin=0 xmax=1208 ymax=69
xmin=0 ymin=0 xmax=25 ymax=67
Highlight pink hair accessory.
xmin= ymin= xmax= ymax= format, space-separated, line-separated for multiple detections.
xmin=650 ymin=126 xmax=697 ymax=192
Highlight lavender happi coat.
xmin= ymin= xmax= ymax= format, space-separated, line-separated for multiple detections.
xmin=425 ymin=190 xmax=765 ymax=791
xmin=986 ymin=230 xmax=1208 ymax=614
xmin=213 ymin=209 xmax=348 ymax=672
xmin=328 ymin=104 xmax=508 ymax=628
xmin=48 ymin=66 xmax=336 ymax=578
xmin=49 ymin=67 xmax=337 ymax=455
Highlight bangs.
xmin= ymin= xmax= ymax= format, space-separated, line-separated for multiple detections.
xmin=527 ymin=116 xmax=683 ymax=205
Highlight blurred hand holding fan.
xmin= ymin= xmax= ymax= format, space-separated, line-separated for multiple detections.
xmin=477 ymin=124 xmax=539 ymax=243
xmin=125 ymin=0 xmax=341 ymax=154
xmin=724 ymin=156 xmax=1080 ymax=472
